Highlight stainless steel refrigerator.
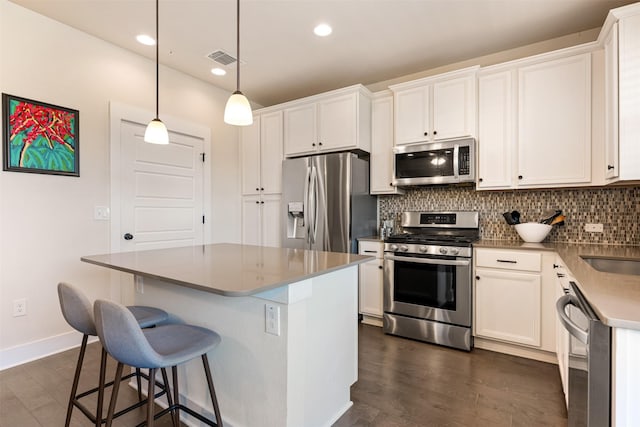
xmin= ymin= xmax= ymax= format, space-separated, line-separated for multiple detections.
xmin=281 ymin=152 xmax=377 ymax=253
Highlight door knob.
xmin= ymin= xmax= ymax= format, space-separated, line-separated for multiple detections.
xmin=124 ymin=233 xmax=134 ymax=240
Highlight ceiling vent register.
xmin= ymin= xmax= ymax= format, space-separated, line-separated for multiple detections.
xmin=207 ymin=50 xmax=237 ymax=66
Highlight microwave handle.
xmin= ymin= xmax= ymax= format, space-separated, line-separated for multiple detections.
xmin=453 ymin=144 xmax=459 ymax=179
xmin=384 ymin=254 xmax=470 ymax=267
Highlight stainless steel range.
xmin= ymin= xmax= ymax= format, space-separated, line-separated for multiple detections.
xmin=383 ymin=211 xmax=479 ymax=351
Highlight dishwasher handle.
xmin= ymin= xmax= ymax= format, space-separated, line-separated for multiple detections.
xmin=556 ymin=294 xmax=588 ymax=344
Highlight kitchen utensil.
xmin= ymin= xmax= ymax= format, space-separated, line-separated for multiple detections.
xmin=514 ymin=222 xmax=552 ymax=243
xmin=540 ymin=209 xmax=562 ymax=224
xmin=503 ymin=212 xmax=516 ymax=225
xmin=550 ymin=215 xmax=566 ymax=226
xmin=511 ymin=210 xmax=521 ymax=224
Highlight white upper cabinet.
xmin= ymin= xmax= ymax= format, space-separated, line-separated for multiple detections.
xmin=599 ymin=4 xmax=640 ymax=182
xmin=370 ymin=91 xmax=403 ymax=195
xmin=241 ymin=110 xmax=284 ymax=196
xmin=477 ymin=50 xmax=593 ymax=190
xmin=283 ymin=85 xmax=372 ymax=158
xmin=477 ymin=70 xmax=514 ymax=189
xmin=390 ymin=67 xmax=477 ymax=146
xmin=517 ymin=53 xmax=592 ymax=187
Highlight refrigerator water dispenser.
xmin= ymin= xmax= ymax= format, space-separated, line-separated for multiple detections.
xmin=287 ymin=202 xmax=305 ymax=239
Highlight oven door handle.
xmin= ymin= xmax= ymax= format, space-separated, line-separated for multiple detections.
xmin=556 ymin=294 xmax=589 ymax=344
xmin=384 ymin=254 xmax=470 ymax=267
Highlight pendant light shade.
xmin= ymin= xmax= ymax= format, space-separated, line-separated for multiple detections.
xmin=144 ymin=0 xmax=169 ymax=144
xmin=144 ymin=118 xmax=169 ymax=144
xmin=224 ymin=91 xmax=253 ymax=126
xmin=224 ymin=0 xmax=253 ymax=126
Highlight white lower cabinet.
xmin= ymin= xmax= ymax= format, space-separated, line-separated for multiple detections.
xmin=358 ymin=240 xmax=384 ymax=326
xmin=474 ymin=248 xmax=557 ymax=361
xmin=475 ymin=268 xmax=541 ymax=346
xmin=241 ymin=194 xmax=281 ymax=247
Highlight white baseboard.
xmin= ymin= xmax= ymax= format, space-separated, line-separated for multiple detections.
xmin=0 ymin=330 xmax=97 ymax=371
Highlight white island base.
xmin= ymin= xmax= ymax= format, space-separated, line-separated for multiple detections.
xmin=134 ymin=266 xmax=358 ymax=427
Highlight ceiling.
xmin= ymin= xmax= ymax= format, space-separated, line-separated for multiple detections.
xmin=10 ymin=0 xmax=635 ymax=107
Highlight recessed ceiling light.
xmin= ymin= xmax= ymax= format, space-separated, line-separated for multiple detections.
xmin=314 ymin=23 xmax=332 ymax=37
xmin=136 ymin=34 xmax=156 ymax=46
xmin=211 ymin=68 xmax=227 ymax=76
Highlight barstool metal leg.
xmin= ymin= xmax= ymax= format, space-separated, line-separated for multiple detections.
xmin=136 ymin=368 xmax=143 ymax=401
xmin=172 ymin=366 xmax=180 ymax=424
xmin=65 ymin=334 xmax=88 ymax=427
xmin=95 ymin=347 xmax=108 ymax=426
xmin=147 ymin=368 xmax=156 ymax=427
xmin=202 ymin=354 xmax=223 ymax=427
xmin=105 ymin=362 xmax=124 ymax=427
xmin=160 ymin=368 xmax=178 ymax=427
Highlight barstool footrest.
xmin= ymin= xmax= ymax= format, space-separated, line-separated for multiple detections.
xmin=135 ymin=403 xmax=219 ymax=427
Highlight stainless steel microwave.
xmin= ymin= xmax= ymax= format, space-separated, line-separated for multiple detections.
xmin=393 ymin=138 xmax=475 ymax=186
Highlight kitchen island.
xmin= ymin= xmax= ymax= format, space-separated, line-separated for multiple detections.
xmin=82 ymin=243 xmax=371 ymax=427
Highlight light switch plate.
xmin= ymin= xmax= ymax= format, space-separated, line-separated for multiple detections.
xmin=584 ymin=223 xmax=603 ymax=233
xmin=265 ymin=303 xmax=280 ymax=336
xmin=94 ymin=206 xmax=110 ymax=220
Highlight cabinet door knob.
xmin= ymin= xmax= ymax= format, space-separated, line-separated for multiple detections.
xmin=475 ymin=276 xmax=480 ymax=280
xmin=255 ymin=201 xmax=260 ymax=204
xmin=423 ymin=131 xmax=428 ymax=136
xmin=256 ymin=187 xmax=259 ymax=191
xmin=518 ymin=175 xmax=523 ymax=180
xmin=378 ymin=266 xmax=383 ymax=270
xmin=318 ymin=142 xmax=323 ymax=146
xmin=389 ymin=182 xmax=393 ymax=186
xmin=607 ymin=165 xmax=615 ymax=170
xmin=478 ymin=178 xmax=483 ymax=182
xmin=261 ymin=201 xmax=265 ymax=204
xmin=433 ymin=130 xmax=438 ymax=135
xmin=123 ymin=233 xmax=134 ymax=241
xmin=260 ymin=187 xmax=264 ymax=191
xmin=312 ymin=143 xmax=316 ymax=147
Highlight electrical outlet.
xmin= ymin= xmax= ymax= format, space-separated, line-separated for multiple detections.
xmin=584 ymin=223 xmax=604 ymax=233
xmin=265 ymin=303 xmax=280 ymax=336
xmin=13 ymin=298 xmax=27 ymax=317
xmin=135 ymin=276 xmax=144 ymax=294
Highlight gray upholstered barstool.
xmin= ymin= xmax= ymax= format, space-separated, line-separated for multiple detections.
xmin=94 ymin=299 xmax=223 ymax=427
xmin=57 ymin=282 xmax=170 ymax=426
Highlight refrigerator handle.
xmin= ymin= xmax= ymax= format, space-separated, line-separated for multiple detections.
xmin=309 ymin=165 xmax=318 ymax=245
xmin=303 ymin=165 xmax=311 ymax=245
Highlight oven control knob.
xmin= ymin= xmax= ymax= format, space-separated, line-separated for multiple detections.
xmin=419 ymin=246 xmax=428 ymax=253
xmin=439 ymin=247 xmax=448 ymax=255
xmin=389 ymin=244 xmax=399 ymax=252
xmin=449 ymin=248 xmax=460 ymax=255
xmin=400 ymin=245 xmax=409 ymax=252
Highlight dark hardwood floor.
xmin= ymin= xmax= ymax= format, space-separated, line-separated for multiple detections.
xmin=335 ymin=324 xmax=567 ymax=427
xmin=0 ymin=324 xmax=567 ymax=426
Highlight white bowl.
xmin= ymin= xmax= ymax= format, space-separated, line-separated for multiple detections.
xmin=514 ymin=222 xmax=552 ymax=243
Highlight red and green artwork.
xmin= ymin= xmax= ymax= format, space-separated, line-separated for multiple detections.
xmin=2 ymin=94 xmax=79 ymax=176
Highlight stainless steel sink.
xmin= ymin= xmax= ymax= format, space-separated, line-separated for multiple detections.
xmin=581 ymin=256 xmax=640 ymax=276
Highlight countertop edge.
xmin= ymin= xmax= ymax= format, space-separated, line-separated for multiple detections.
xmin=81 ymin=252 xmax=372 ymax=297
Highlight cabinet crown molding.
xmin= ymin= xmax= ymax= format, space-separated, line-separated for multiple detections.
xmin=388 ymin=65 xmax=479 ymax=91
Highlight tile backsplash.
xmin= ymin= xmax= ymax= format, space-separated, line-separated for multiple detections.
xmin=379 ymin=185 xmax=640 ymax=245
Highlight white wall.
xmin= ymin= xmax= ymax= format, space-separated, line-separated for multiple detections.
xmin=0 ymin=0 xmax=241 ymax=368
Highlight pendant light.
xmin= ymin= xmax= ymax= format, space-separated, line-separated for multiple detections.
xmin=224 ymin=0 xmax=253 ymax=126
xmin=144 ymin=0 xmax=169 ymax=144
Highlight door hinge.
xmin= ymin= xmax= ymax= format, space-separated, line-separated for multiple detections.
xmin=202 ymin=215 xmax=205 ymax=224
xmin=201 ymin=152 xmax=205 ymax=162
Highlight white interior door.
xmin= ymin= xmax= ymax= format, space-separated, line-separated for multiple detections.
xmin=119 ymin=120 xmax=205 ymax=251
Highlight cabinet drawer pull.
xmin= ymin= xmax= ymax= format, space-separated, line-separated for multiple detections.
xmin=363 ymin=250 xmax=377 ymax=254
xmin=496 ymin=259 xmax=517 ymax=264
xmin=607 ymin=165 xmax=615 ymax=170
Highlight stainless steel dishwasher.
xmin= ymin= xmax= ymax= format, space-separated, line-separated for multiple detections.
xmin=556 ymin=281 xmax=611 ymax=427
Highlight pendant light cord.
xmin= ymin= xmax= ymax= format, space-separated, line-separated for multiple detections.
xmin=155 ymin=0 xmax=160 ymax=119
xmin=236 ymin=0 xmax=240 ymax=92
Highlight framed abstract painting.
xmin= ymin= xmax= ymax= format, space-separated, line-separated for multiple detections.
xmin=2 ymin=93 xmax=79 ymax=176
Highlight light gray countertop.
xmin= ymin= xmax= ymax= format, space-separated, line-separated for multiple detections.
xmin=82 ymin=243 xmax=372 ymax=297
xmin=475 ymin=239 xmax=640 ymax=330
